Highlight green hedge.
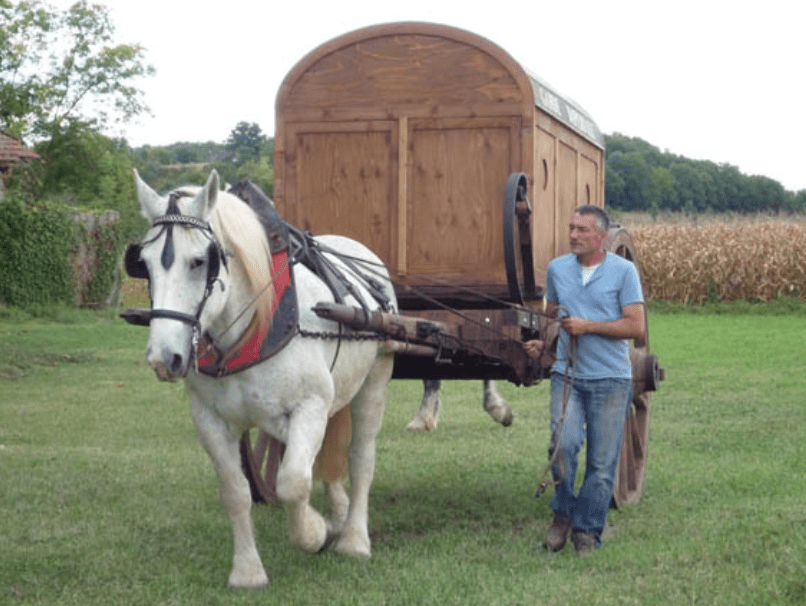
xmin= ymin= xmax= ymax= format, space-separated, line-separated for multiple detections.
xmin=0 ymin=197 xmax=124 ymax=308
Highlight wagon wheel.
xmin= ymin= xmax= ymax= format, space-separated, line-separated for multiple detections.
xmin=503 ymin=172 xmax=537 ymax=304
xmin=606 ymin=228 xmax=652 ymax=507
xmin=239 ymin=429 xmax=285 ymax=505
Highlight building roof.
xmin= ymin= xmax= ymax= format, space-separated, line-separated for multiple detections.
xmin=0 ymin=132 xmax=40 ymax=164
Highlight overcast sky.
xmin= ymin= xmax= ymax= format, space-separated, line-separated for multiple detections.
xmin=49 ymin=0 xmax=805 ymax=192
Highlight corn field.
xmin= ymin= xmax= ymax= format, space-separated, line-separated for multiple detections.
xmin=626 ymin=215 xmax=806 ymax=304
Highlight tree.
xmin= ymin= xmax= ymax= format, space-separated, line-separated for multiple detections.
xmin=605 ymin=164 xmax=626 ymax=209
xmin=226 ymin=121 xmax=267 ymax=165
xmin=653 ymin=166 xmax=679 ymax=211
xmin=669 ymin=163 xmax=706 ymax=213
xmin=0 ymin=0 xmax=154 ymax=140
xmin=607 ymin=151 xmax=659 ymax=211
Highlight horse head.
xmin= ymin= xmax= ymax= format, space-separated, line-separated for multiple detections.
xmin=129 ymin=169 xmax=230 ymax=381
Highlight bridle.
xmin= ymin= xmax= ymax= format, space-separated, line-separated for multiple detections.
xmin=123 ymin=191 xmax=228 ymax=345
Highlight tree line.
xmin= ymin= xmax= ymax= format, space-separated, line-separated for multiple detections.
xmin=605 ymin=134 xmax=806 ymax=214
xmin=132 ymin=122 xmax=274 ymax=198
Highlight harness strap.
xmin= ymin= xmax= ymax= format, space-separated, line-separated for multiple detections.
xmin=287 ymin=225 xmax=392 ymax=315
xmin=148 ymin=308 xmax=201 ymax=327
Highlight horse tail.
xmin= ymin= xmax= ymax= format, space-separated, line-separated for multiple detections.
xmin=314 ymin=405 xmax=352 ymax=483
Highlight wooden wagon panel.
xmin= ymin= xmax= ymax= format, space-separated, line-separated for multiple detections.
xmin=284 ymin=122 xmax=398 ymax=264
xmin=406 ymin=118 xmax=515 ymax=285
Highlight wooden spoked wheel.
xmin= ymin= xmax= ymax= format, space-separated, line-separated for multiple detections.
xmin=606 ymin=227 xmax=652 ymax=507
xmin=240 ymin=428 xmax=285 ymax=505
xmin=613 ymin=392 xmax=651 ymax=506
xmin=503 ymin=172 xmax=537 ymax=304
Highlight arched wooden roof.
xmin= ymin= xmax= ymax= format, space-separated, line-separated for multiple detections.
xmin=276 ymin=22 xmax=603 ymax=148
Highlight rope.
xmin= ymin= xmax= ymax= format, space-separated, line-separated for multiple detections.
xmin=535 ymin=333 xmax=577 ymax=498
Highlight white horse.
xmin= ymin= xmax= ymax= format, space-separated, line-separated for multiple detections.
xmin=127 ymin=169 xmax=394 ymax=588
xmin=406 ymin=379 xmax=512 ymax=432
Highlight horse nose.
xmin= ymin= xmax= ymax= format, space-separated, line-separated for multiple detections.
xmin=169 ymin=352 xmax=184 ymax=375
xmin=146 ymin=345 xmax=186 ymax=381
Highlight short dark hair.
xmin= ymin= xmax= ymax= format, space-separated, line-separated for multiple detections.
xmin=575 ymin=205 xmax=609 ymax=233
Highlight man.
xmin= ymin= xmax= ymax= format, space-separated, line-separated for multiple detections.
xmin=524 ymin=205 xmax=645 ymax=555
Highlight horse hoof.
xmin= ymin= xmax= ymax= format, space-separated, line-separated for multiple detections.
xmin=335 ymin=528 xmax=371 ymax=558
xmin=318 ymin=529 xmax=339 ymax=553
xmin=228 ymin=569 xmax=269 ymax=590
xmin=406 ymin=417 xmax=435 ymax=433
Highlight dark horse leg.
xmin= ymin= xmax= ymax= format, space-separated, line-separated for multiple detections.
xmin=406 ymin=379 xmax=512 ymax=432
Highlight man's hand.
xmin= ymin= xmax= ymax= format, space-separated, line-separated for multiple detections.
xmin=523 ymin=339 xmax=544 ymax=358
xmin=558 ymin=304 xmax=646 ymax=340
xmin=560 ymin=316 xmax=590 ymax=336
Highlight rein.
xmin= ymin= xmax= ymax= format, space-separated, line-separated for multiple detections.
xmin=196 ymin=249 xmax=292 ymax=371
xmin=535 ymin=325 xmax=576 ymax=499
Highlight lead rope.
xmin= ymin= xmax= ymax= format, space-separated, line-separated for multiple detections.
xmin=535 ymin=332 xmax=577 ymax=498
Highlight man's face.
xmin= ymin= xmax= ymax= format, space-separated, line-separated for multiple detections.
xmin=569 ymin=213 xmax=606 ymax=259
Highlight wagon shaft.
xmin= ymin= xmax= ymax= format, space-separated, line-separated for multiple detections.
xmin=314 ymin=300 xmax=551 ymax=386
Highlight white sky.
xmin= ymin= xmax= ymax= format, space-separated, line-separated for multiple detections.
xmin=49 ymin=0 xmax=805 ymax=192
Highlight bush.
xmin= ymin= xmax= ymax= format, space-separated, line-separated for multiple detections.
xmin=0 ymin=196 xmax=127 ymax=308
xmin=0 ymin=196 xmax=79 ymax=306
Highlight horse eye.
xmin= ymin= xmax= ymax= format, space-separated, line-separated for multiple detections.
xmin=190 ymin=257 xmax=205 ymax=270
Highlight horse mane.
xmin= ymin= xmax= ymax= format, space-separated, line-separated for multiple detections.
xmin=210 ymin=191 xmax=276 ymax=340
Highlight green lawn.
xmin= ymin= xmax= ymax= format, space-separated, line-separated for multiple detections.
xmin=1 ymin=309 xmax=804 ymax=605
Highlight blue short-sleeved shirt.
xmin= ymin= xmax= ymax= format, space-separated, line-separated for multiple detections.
xmin=545 ymin=252 xmax=644 ymax=379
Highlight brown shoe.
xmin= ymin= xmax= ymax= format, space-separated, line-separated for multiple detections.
xmin=571 ymin=530 xmax=597 ymax=555
xmin=545 ymin=515 xmax=573 ymax=551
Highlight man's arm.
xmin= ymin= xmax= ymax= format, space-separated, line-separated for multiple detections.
xmin=560 ymin=303 xmax=646 ymax=340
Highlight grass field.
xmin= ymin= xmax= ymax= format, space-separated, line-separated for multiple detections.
xmin=1 ymin=308 xmax=805 ymax=605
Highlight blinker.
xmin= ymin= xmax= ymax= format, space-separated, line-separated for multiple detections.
xmin=124 ymin=244 xmax=149 ymax=279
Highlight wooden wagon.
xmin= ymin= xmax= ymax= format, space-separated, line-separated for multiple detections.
xmin=242 ymin=22 xmax=661 ymax=507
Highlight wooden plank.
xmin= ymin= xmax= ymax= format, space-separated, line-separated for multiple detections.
xmin=279 ymin=102 xmax=527 ymax=124
xmin=406 ymin=118 xmax=512 ymax=281
xmin=397 ymin=115 xmax=408 ymax=277
xmin=280 ymin=122 xmax=397 ymax=264
xmin=281 ymin=33 xmax=525 ymax=116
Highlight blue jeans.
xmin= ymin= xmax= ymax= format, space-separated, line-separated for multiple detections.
xmin=548 ymin=373 xmax=632 ymax=544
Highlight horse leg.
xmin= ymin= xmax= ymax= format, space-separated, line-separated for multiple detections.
xmin=335 ymin=360 xmax=390 ymax=558
xmin=190 ymin=402 xmax=268 ymax=589
xmin=482 ymin=380 xmax=514 ymax=426
xmin=406 ymin=378 xmax=442 ymax=432
xmin=276 ymin=401 xmax=329 ymax=553
xmin=323 ymin=481 xmax=349 ymax=535
xmin=314 ymin=405 xmax=352 ymax=535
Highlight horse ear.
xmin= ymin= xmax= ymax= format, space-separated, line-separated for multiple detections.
xmin=187 ymin=169 xmax=220 ymax=220
xmin=134 ymin=169 xmax=163 ymax=220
